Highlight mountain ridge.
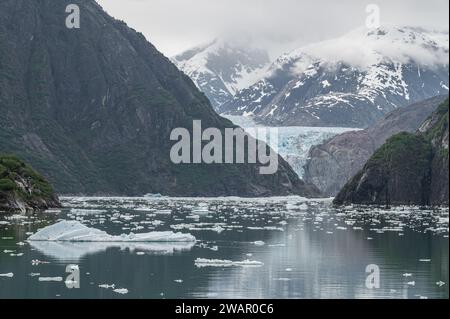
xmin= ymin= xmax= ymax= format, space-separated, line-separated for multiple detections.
xmin=219 ymin=25 xmax=449 ymax=127
xmin=173 ymin=39 xmax=271 ymax=109
xmin=0 ymin=0 xmax=318 ymax=198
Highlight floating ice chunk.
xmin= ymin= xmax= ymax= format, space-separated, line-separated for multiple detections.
xmin=194 ymin=258 xmax=264 ymax=268
xmin=174 ymin=279 xmax=183 ymax=283
xmin=403 ymin=273 xmax=413 ymax=277
xmin=254 ymin=241 xmax=265 ymax=246
xmin=436 ymin=281 xmax=446 ymax=287
xmin=407 ymin=281 xmax=416 ymax=286
xmin=155 ymin=210 xmax=172 ymax=215
xmin=29 ymin=241 xmax=195 ymax=261
xmin=419 ymin=259 xmax=431 ymax=262
xmin=28 ymin=220 xmax=196 ymax=242
xmin=113 ymin=288 xmax=128 ymax=294
xmin=10 ymin=253 xmax=24 ymax=257
xmin=39 ymin=277 xmax=63 ymax=282
xmin=32 ymin=259 xmax=50 ymax=265
xmin=29 ymin=273 xmax=40 ymax=277
xmin=0 ymin=273 xmax=14 ymax=278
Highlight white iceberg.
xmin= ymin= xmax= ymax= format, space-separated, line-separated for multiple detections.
xmin=27 ymin=220 xmax=196 ymax=260
xmin=194 ymin=258 xmax=264 ymax=268
xmin=28 ymin=220 xmax=196 ymax=242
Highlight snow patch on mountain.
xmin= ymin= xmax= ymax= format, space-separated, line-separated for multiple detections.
xmin=173 ymin=39 xmax=271 ymax=109
xmin=220 ymin=26 xmax=449 ymax=128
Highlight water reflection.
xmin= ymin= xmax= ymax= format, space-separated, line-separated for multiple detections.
xmin=0 ymin=197 xmax=448 ymax=299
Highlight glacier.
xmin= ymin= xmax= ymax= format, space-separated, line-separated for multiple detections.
xmin=224 ymin=115 xmax=356 ymax=178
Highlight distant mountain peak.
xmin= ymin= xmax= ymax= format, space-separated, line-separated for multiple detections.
xmin=173 ymin=39 xmax=271 ymax=109
xmin=220 ymin=25 xmax=449 ymax=128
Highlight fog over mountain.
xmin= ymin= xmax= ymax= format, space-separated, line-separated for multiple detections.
xmin=96 ymin=0 xmax=449 ymax=57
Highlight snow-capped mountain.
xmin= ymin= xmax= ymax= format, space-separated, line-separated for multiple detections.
xmin=219 ymin=26 xmax=449 ymax=128
xmin=173 ymin=39 xmax=271 ymax=109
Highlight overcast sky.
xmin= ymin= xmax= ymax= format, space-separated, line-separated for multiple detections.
xmin=96 ymin=0 xmax=449 ymax=57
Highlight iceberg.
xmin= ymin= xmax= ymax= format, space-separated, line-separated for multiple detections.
xmin=28 ymin=220 xmax=196 ymax=242
xmin=27 ymin=221 xmax=196 ymax=260
xmin=194 ymin=258 xmax=264 ymax=268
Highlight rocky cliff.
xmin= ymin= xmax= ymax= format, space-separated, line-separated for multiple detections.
xmin=0 ymin=155 xmax=60 ymax=213
xmin=303 ymin=95 xmax=448 ymax=196
xmin=334 ymin=99 xmax=449 ymax=206
xmin=0 ymin=0 xmax=319 ymax=197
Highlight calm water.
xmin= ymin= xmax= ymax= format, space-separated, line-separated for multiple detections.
xmin=0 ymin=196 xmax=448 ymax=299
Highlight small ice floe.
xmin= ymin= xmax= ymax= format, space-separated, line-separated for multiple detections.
xmin=29 ymin=273 xmax=40 ymax=277
xmin=28 ymin=220 xmax=196 ymax=242
xmin=38 ymin=277 xmax=63 ymax=282
xmin=45 ymin=208 xmax=62 ymax=214
xmin=155 ymin=210 xmax=172 ymax=215
xmin=3 ymin=250 xmax=15 ymax=253
xmin=16 ymin=242 xmax=25 ymax=246
xmin=194 ymin=258 xmax=264 ymax=268
xmin=285 ymin=268 xmax=293 ymax=272
xmin=254 ymin=241 xmax=265 ymax=246
xmin=298 ymin=204 xmax=308 ymax=210
xmin=10 ymin=253 xmax=24 ymax=257
xmin=407 ymin=281 xmax=416 ymax=286
xmin=136 ymin=252 xmax=145 ymax=256
xmin=419 ymin=259 xmax=431 ymax=262
xmin=419 ymin=296 xmax=428 ymax=300
xmin=402 ymin=273 xmax=413 ymax=277
xmin=25 ymin=232 xmax=34 ymax=236
xmin=113 ymin=288 xmax=128 ymax=295
xmin=0 ymin=221 xmax=10 ymax=225
xmin=31 ymin=259 xmax=50 ymax=265
xmin=174 ymin=279 xmax=183 ymax=283
xmin=0 ymin=273 xmax=14 ymax=278
xmin=436 ymin=281 xmax=446 ymax=287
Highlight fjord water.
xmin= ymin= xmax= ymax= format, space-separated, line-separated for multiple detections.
xmin=0 ymin=197 xmax=448 ymax=299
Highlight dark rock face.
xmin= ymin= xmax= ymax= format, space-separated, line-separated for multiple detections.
xmin=0 ymin=155 xmax=60 ymax=213
xmin=303 ymin=95 xmax=448 ymax=196
xmin=0 ymin=0 xmax=318 ymax=197
xmin=334 ymin=99 xmax=449 ymax=206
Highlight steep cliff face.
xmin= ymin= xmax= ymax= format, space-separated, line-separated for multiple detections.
xmin=334 ymin=99 xmax=449 ymax=206
xmin=0 ymin=155 xmax=60 ymax=213
xmin=0 ymin=0 xmax=318 ymax=197
xmin=304 ymin=95 xmax=447 ymax=196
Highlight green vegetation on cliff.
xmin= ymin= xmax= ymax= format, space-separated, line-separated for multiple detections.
xmin=0 ymin=154 xmax=60 ymax=212
xmin=334 ymin=98 xmax=449 ymax=206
